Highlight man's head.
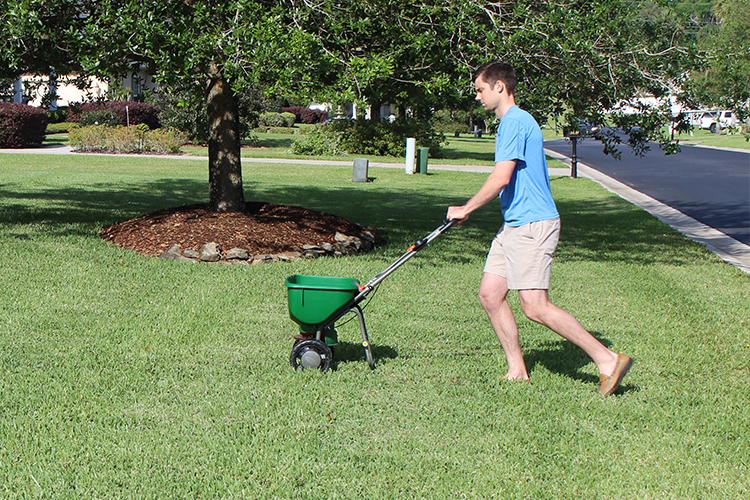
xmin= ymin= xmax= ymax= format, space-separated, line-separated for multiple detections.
xmin=472 ymin=61 xmax=517 ymax=94
xmin=472 ymin=61 xmax=517 ymax=116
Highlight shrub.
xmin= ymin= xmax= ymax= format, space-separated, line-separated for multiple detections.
xmin=48 ymin=107 xmax=69 ymax=124
xmin=431 ymin=109 xmax=472 ymax=135
xmin=291 ymin=125 xmax=346 ymax=156
xmin=46 ymin=122 xmax=74 ymax=134
xmin=69 ymin=125 xmax=186 ymax=154
xmin=79 ymin=109 xmax=120 ymax=127
xmin=0 ymin=103 xmax=48 ymax=148
xmin=300 ymin=108 xmax=327 ymax=124
xmin=258 ymin=112 xmax=288 ymax=128
xmin=280 ymin=112 xmax=297 ymax=127
xmin=281 ymin=106 xmax=303 ymax=122
xmin=146 ymin=127 xmax=189 ymax=153
xmin=265 ymin=127 xmax=297 ymax=134
xmin=328 ymin=117 xmax=445 ymax=157
xmin=68 ymin=101 xmax=161 ymax=129
xmin=281 ymin=106 xmax=327 ymax=124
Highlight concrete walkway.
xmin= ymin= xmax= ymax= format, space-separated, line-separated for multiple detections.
xmin=2 ymin=144 xmax=747 ymax=273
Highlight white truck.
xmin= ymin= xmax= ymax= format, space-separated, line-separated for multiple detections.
xmin=696 ymin=110 xmax=738 ymax=133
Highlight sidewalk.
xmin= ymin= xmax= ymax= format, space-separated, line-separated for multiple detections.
xmin=3 ymin=144 xmax=747 ymax=273
xmin=0 ymin=144 xmax=566 ymax=175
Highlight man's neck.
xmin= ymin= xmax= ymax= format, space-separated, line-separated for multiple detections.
xmin=495 ymin=95 xmax=516 ymax=119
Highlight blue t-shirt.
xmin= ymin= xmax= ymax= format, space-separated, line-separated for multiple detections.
xmin=494 ymin=105 xmax=559 ymax=226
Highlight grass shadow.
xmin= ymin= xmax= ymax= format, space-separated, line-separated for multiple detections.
xmin=0 ymin=178 xmax=207 ymax=237
xmin=332 ymin=341 xmax=398 ymax=369
xmin=524 ymin=337 xmax=637 ymax=395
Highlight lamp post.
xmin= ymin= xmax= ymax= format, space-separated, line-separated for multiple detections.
xmin=563 ymin=128 xmax=580 ymax=179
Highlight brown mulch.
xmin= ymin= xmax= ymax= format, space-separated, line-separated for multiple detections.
xmin=99 ymin=202 xmax=371 ymax=257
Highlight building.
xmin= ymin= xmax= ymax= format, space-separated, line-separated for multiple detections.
xmin=12 ymin=70 xmax=157 ymax=109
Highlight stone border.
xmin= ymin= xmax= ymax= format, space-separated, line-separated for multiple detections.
xmin=157 ymin=229 xmax=378 ymax=265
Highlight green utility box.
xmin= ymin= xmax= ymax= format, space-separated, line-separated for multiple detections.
xmin=416 ymin=147 xmax=429 ymax=174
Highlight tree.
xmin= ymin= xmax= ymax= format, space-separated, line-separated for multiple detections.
xmin=3 ymin=0 xmax=702 ymax=195
xmin=76 ymin=1 xmax=322 ymax=212
xmin=0 ymin=0 xmax=92 ymax=78
xmin=689 ymin=0 xmax=750 ymax=123
xmin=0 ymin=0 xmax=95 ymax=109
xmin=300 ymin=1 xmax=698 ymax=156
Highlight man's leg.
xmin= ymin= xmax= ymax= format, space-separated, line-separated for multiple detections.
xmin=478 ymin=272 xmax=529 ymax=380
xmin=517 ymin=289 xmax=620 ymax=377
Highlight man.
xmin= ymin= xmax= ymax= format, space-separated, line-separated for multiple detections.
xmin=447 ymin=61 xmax=632 ymax=395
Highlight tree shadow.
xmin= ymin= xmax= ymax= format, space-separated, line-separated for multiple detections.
xmin=0 ymin=178 xmax=207 ymax=237
xmin=0 ymin=169 xmax=709 ymax=269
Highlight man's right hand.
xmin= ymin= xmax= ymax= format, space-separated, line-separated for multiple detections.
xmin=447 ymin=205 xmax=470 ymax=224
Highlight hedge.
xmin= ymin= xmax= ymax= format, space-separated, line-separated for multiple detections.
xmin=68 ymin=101 xmax=161 ymax=129
xmin=0 ymin=103 xmax=49 ymax=148
xmin=282 ymin=106 xmax=328 ymax=124
xmin=69 ymin=124 xmax=186 ymax=154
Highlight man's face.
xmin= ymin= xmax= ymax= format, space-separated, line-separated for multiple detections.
xmin=475 ymin=76 xmax=502 ymax=113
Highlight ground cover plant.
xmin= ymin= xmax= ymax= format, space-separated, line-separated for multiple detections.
xmin=0 ymin=153 xmax=748 ymax=498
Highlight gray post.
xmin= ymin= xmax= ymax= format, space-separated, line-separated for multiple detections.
xmin=353 ymin=158 xmax=369 ymax=182
xmin=12 ymin=77 xmax=23 ymax=103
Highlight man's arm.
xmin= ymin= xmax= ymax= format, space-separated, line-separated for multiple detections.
xmin=447 ymin=159 xmax=517 ymax=221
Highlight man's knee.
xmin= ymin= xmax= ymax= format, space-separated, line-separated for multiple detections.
xmin=518 ymin=292 xmax=550 ymax=323
xmin=478 ymin=274 xmax=508 ymax=310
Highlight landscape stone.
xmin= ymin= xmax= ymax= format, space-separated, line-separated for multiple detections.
xmin=159 ymin=244 xmax=184 ymax=260
xmin=199 ymin=242 xmax=221 ymax=262
xmin=226 ymin=248 xmax=250 ymax=260
xmin=153 ymin=226 xmax=377 ymax=265
xmin=276 ymin=251 xmax=304 ymax=262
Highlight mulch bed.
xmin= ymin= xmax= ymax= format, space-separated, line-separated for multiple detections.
xmin=99 ymin=202 xmax=369 ymax=257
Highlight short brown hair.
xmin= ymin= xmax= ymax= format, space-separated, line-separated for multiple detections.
xmin=473 ymin=61 xmax=517 ymax=95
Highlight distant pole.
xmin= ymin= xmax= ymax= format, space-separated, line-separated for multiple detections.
xmin=13 ymin=77 xmax=23 ymax=103
xmin=405 ymin=137 xmax=416 ymax=174
xmin=571 ymin=137 xmax=578 ymax=179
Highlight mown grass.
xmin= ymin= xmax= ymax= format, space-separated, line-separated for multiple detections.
xmin=0 ymin=153 xmax=748 ymax=499
xmin=677 ymin=128 xmax=750 ymax=150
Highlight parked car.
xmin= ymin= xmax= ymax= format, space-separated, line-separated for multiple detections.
xmin=578 ymin=121 xmax=602 ymax=139
xmin=698 ymin=111 xmax=717 ymax=130
xmin=698 ymin=110 xmax=738 ymax=133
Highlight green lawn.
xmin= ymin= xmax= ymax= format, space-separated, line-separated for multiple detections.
xmin=1 ymin=153 xmax=748 ymax=498
xmin=677 ymin=128 xmax=750 ymax=150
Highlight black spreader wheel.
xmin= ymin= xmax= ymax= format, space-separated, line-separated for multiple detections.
xmin=290 ymin=339 xmax=333 ymax=373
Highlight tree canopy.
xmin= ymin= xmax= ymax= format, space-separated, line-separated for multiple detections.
xmin=1 ymin=0 xmax=710 ymax=209
xmin=690 ymin=0 xmax=750 ymax=121
xmin=300 ymin=0 xmax=698 ymax=154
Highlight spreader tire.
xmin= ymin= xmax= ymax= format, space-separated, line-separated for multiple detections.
xmin=290 ymin=339 xmax=333 ymax=373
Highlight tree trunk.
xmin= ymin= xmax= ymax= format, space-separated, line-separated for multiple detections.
xmin=206 ymin=76 xmax=244 ymax=212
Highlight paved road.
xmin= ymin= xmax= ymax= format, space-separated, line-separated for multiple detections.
xmin=544 ymin=138 xmax=750 ymax=246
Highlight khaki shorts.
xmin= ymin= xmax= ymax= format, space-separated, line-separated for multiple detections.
xmin=483 ymin=218 xmax=561 ymax=290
